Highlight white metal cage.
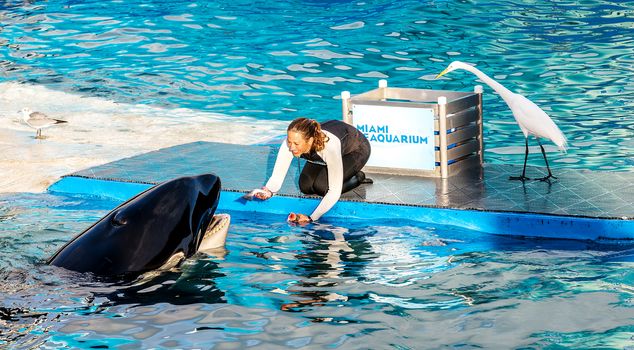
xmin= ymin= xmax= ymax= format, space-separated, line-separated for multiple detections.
xmin=342 ymin=80 xmax=483 ymax=178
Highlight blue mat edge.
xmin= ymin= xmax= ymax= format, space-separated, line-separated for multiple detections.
xmin=47 ymin=176 xmax=634 ymax=241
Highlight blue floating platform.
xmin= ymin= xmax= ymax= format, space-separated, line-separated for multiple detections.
xmin=48 ymin=142 xmax=633 ymax=241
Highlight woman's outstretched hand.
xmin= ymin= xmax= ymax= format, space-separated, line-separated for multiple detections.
xmin=252 ymin=187 xmax=272 ymax=200
xmin=287 ymin=212 xmax=312 ymax=225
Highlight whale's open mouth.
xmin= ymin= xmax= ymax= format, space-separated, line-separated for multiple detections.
xmin=139 ymin=213 xmax=231 ymax=282
xmin=199 ymin=213 xmax=231 ymax=251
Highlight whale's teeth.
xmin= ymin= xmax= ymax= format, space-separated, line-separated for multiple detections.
xmin=199 ymin=214 xmax=230 ymax=251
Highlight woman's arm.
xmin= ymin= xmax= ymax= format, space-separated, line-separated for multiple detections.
xmin=264 ymin=139 xmax=294 ymax=193
xmin=309 ymin=135 xmax=343 ymax=221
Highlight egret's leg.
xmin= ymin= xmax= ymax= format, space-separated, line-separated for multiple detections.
xmin=510 ymin=137 xmax=530 ymax=181
xmin=536 ymin=139 xmax=557 ymax=182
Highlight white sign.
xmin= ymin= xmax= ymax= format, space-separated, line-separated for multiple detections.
xmin=353 ymin=104 xmax=435 ymax=171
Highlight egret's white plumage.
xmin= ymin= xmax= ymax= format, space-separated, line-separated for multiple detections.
xmin=19 ymin=107 xmax=67 ymax=139
xmin=435 ymin=61 xmax=567 ymax=181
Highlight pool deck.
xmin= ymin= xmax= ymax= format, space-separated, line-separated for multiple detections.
xmin=49 ymin=141 xmax=634 ymax=241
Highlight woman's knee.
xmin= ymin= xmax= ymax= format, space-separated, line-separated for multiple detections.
xmin=299 ymin=175 xmax=315 ymax=194
xmin=299 ymin=173 xmax=328 ymax=196
xmin=312 ymin=177 xmax=328 ymax=196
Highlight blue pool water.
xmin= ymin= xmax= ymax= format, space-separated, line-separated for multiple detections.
xmin=2 ymin=0 xmax=633 ymax=170
xmin=1 ymin=0 xmax=634 ymax=348
xmin=1 ymin=191 xmax=633 ymax=348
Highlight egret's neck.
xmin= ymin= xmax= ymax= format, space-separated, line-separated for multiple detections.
xmin=461 ymin=65 xmax=514 ymax=100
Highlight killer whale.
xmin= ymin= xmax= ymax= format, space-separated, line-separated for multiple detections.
xmin=48 ymin=174 xmax=228 ymax=277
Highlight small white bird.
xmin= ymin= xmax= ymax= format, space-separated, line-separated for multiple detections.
xmin=435 ymin=61 xmax=567 ymax=181
xmin=19 ymin=107 xmax=68 ymax=139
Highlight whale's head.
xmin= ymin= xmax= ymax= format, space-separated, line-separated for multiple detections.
xmin=48 ymin=174 xmax=222 ymax=277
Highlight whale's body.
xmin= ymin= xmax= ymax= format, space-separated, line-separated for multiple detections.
xmin=48 ymin=174 xmax=225 ymax=277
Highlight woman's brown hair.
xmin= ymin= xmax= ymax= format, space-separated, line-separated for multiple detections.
xmin=287 ymin=117 xmax=328 ymax=152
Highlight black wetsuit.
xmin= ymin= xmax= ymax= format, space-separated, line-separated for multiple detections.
xmin=299 ymin=120 xmax=371 ymax=196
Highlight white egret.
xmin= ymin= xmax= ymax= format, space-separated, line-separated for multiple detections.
xmin=19 ymin=107 xmax=68 ymax=139
xmin=435 ymin=61 xmax=567 ymax=181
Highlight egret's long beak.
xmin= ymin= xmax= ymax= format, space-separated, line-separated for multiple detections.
xmin=435 ymin=68 xmax=449 ymax=79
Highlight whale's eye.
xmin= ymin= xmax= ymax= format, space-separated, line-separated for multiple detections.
xmin=111 ymin=211 xmax=128 ymax=227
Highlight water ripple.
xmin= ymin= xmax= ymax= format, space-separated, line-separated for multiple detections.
xmin=1 ymin=0 xmax=632 ymax=173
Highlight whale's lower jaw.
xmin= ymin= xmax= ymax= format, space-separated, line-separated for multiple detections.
xmin=198 ymin=213 xmax=231 ymax=251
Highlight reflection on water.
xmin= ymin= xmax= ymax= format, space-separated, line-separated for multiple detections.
xmin=5 ymin=192 xmax=634 ymax=348
xmin=94 ymin=259 xmax=227 ymax=308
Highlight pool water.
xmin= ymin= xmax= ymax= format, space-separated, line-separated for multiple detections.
xmin=2 ymin=0 xmax=634 ymax=171
xmin=1 ymin=191 xmax=633 ymax=348
xmin=1 ymin=0 xmax=634 ymax=348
